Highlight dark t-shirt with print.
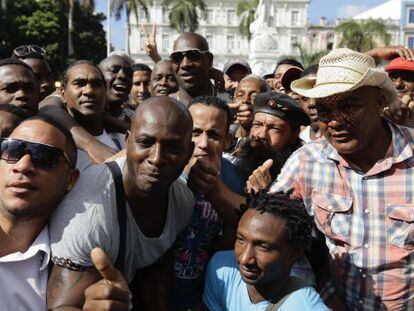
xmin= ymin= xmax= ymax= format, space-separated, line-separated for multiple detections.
xmin=172 ymin=158 xmax=244 ymax=311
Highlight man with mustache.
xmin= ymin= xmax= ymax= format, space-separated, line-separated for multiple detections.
xmin=0 ymin=58 xmax=39 ymax=117
xmin=248 ymin=48 xmax=414 ymax=310
xmin=227 ymin=91 xmax=310 ymax=182
xmin=150 ymin=60 xmax=178 ymax=97
xmin=62 ymin=61 xmax=125 ymax=169
xmin=47 ymin=96 xmax=195 ymax=311
xmin=203 ymin=191 xmax=328 ymax=311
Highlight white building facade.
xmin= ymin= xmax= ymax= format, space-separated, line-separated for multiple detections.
xmin=353 ymin=0 xmax=410 ymax=47
xmin=128 ymin=0 xmax=309 ymax=75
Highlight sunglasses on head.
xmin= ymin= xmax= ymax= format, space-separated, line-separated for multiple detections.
xmin=13 ymin=45 xmax=46 ymax=58
xmin=0 ymin=138 xmax=74 ymax=170
xmin=169 ymin=49 xmax=210 ymax=65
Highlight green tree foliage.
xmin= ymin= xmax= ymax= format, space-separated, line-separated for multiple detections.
xmin=335 ymin=19 xmax=391 ymax=52
xmin=161 ymin=0 xmax=206 ymax=33
xmin=64 ymin=0 xmax=95 ymax=55
xmin=236 ymin=0 xmax=259 ymax=41
xmin=293 ymin=43 xmax=326 ymax=68
xmin=111 ymin=0 xmax=153 ymax=54
xmin=0 ymin=0 xmax=106 ymax=78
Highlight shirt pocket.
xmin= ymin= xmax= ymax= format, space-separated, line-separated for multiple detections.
xmin=312 ymin=191 xmax=353 ymax=244
xmin=386 ymin=204 xmax=414 ymax=249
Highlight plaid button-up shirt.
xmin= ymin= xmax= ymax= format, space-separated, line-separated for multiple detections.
xmin=270 ymin=121 xmax=414 ymax=310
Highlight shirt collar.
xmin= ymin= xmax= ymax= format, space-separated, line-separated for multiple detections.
xmin=0 ymin=226 xmax=50 ymax=271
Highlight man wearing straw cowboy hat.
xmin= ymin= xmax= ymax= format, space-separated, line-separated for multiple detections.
xmin=247 ymin=48 xmax=414 ymax=310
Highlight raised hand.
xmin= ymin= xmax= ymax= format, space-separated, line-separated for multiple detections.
xmin=246 ymin=159 xmax=273 ymax=194
xmin=367 ymin=46 xmax=414 ymax=61
xmin=83 ymin=248 xmax=132 ymax=311
xmin=383 ymin=93 xmax=414 ymax=128
xmin=141 ymin=23 xmax=161 ymax=62
xmin=187 ymin=140 xmax=221 ymax=195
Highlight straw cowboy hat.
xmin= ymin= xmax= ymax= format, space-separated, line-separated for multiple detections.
xmin=291 ymin=48 xmax=397 ymax=99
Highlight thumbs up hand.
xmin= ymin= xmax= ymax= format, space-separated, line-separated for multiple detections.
xmin=246 ymin=159 xmax=273 ymax=194
xmin=83 ymin=248 xmax=132 ymax=311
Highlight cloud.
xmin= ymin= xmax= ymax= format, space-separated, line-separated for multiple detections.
xmin=337 ymin=4 xmax=369 ymax=18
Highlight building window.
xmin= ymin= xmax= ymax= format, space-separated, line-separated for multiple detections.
xmin=291 ymin=11 xmax=299 ymax=26
xmin=409 ymin=9 xmax=414 ymax=24
xmin=227 ymin=35 xmax=235 ymax=51
xmin=206 ymin=34 xmax=214 ymax=50
xmin=162 ymin=34 xmax=169 ymax=51
xmin=291 ymin=35 xmax=298 ymax=47
xmin=408 ymin=36 xmax=414 ymax=48
xmin=206 ymin=9 xmax=214 ymax=22
xmin=227 ymin=9 xmax=236 ymax=24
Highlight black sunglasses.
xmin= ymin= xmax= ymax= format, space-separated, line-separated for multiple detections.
xmin=0 ymin=138 xmax=74 ymax=170
xmin=13 ymin=45 xmax=46 ymax=58
xmin=169 ymin=49 xmax=210 ymax=64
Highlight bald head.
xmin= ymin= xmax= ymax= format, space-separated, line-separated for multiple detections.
xmin=173 ymin=33 xmax=209 ymax=52
xmin=132 ymin=96 xmax=192 ymax=133
xmin=125 ymin=96 xmax=194 ymax=196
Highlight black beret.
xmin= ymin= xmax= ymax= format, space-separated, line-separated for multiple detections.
xmin=254 ymin=91 xmax=310 ymax=128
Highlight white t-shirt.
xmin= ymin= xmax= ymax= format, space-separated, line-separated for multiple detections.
xmin=76 ymin=130 xmax=125 ymax=170
xmin=0 ymin=226 xmax=50 ymax=311
xmin=50 ymin=157 xmax=195 ymax=282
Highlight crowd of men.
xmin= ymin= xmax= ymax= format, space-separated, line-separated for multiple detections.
xmin=0 ymin=28 xmax=414 ymax=311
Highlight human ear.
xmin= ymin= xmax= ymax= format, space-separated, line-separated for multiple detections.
xmin=66 ymin=168 xmax=79 ymax=193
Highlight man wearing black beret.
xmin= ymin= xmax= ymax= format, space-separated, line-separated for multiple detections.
xmin=226 ymin=91 xmax=310 ymax=182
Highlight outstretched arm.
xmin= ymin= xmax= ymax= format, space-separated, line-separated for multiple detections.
xmin=39 ymin=96 xmax=117 ymax=163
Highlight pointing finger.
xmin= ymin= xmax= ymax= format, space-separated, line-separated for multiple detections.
xmin=258 ymin=159 xmax=273 ymax=174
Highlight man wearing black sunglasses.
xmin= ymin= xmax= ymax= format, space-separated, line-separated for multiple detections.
xmin=0 ymin=58 xmax=39 ymax=117
xmin=0 ymin=115 xmax=79 ymax=310
xmin=169 ymin=33 xmax=215 ymax=106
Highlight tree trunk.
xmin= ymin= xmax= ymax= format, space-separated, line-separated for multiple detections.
xmin=125 ymin=10 xmax=130 ymax=54
xmin=68 ymin=3 xmax=74 ymax=56
xmin=1 ymin=0 xmax=6 ymax=12
xmin=107 ymin=0 xmax=111 ymax=56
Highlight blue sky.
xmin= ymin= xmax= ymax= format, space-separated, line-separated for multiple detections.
xmin=96 ymin=0 xmax=387 ymax=51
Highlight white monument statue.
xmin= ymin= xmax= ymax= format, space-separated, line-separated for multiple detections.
xmin=249 ymin=0 xmax=279 ymax=75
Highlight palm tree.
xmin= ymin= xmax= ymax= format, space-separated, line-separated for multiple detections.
xmin=293 ymin=43 xmax=326 ymax=68
xmin=161 ymin=0 xmax=206 ymax=33
xmin=65 ymin=0 xmax=95 ymax=56
xmin=111 ymin=0 xmax=152 ymax=54
xmin=236 ymin=0 xmax=259 ymax=41
xmin=335 ymin=19 xmax=391 ymax=52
